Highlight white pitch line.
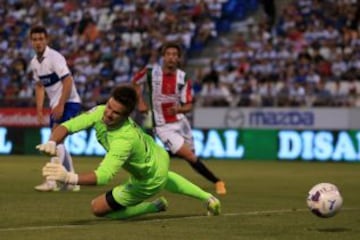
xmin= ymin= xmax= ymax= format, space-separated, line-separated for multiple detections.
xmin=0 ymin=225 xmax=84 ymax=232
xmin=0 ymin=208 xmax=358 ymax=232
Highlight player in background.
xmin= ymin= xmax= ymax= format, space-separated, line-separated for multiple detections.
xmin=37 ymin=85 xmax=221 ymax=219
xmin=29 ymin=25 xmax=81 ymax=192
xmin=132 ymin=42 xmax=226 ymax=195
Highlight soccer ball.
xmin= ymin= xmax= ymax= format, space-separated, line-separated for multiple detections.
xmin=306 ymin=182 xmax=343 ymax=218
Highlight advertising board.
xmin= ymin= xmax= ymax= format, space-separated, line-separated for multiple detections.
xmin=1 ymin=127 xmax=360 ymax=162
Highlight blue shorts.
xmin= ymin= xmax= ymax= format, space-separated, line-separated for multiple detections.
xmin=50 ymin=102 xmax=82 ymax=128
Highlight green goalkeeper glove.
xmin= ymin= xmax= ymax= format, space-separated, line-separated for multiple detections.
xmin=36 ymin=141 xmax=57 ymax=156
xmin=42 ymin=161 xmax=78 ymax=184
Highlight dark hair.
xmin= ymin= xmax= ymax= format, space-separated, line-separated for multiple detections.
xmin=30 ymin=25 xmax=48 ymax=37
xmin=112 ymin=85 xmax=138 ymax=116
xmin=161 ymin=41 xmax=182 ymax=57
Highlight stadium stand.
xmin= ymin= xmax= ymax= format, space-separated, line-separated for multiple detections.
xmin=194 ymin=0 xmax=360 ymax=107
xmin=1 ymin=0 xmax=359 ymax=108
xmin=1 ymin=0 xmax=245 ymax=108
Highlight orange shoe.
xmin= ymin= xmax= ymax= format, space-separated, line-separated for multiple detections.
xmin=215 ymin=181 xmax=227 ymax=195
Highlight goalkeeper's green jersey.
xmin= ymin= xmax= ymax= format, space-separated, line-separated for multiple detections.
xmin=62 ymin=105 xmax=169 ymax=186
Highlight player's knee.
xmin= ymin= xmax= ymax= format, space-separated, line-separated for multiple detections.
xmin=91 ymin=199 xmax=106 ymax=217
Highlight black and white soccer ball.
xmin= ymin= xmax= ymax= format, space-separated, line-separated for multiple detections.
xmin=306 ymin=182 xmax=343 ymax=218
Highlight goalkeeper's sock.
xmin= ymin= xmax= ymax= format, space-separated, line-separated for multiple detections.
xmin=165 ymin=171 xmax=212 ymax=201
xmin=104 ymin=200 xmax=165 ymax=220
xmin=189 ymin=159 xmax=220 ymax=183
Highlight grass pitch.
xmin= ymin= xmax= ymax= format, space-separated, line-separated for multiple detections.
xmin=0 ymin=156 xmax=359 ymax=240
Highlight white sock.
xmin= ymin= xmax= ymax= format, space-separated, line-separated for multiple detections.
xmin=53 ymin=144 xmax=65 ymax=165
xmin=46 ymin=155 xmax=63 ymax=186
xmin=65 ymin=148 xmax=75 ymax=173
xmin=57 ymin=144 xmax=75 ymax=173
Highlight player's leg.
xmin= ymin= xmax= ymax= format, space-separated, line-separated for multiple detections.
xmin=156 ymin=121 xmax=226 ymax=194
xmin=34 ymin=122 xmax=61 ymax=191
xmin=34 ymin=155 xmax=60 ymax=191
xmin=59 ymin=103 xmax=81 ymax=191
xmin=56 ymin=143 xmax=80 ymax=191
xmin=165 ymin=171 xmax=221 ymax=215
xmin=35 ymin=104 xmax=81 ymax=192
xmin=59 ymin=103 xmax=80 ymax=173
xmin=93 ymin=182 xmax=167 ymax=220
xmin=56 ymin=143 xmax=69 ymax=169
xmin=181 ymin=118 xmax=227 ymax=195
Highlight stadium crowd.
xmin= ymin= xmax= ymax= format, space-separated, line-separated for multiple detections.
xmin=1 ymin=0 xmax=359 ymax=108
xmin=197 ymin=0 xmax=360 ymax=107
xmin=1 ymin=0 xmax=232 ymax=109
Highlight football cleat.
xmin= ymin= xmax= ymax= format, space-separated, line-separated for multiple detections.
xmin=63 ymin=184 xmax=81 ymax=192
xmin=206 ymin=196 xmax=221 ymax=216
xmin=215 ymin=181 xmax=227 ymax=195
xmin=34 ymin=181 xmax=60 ymax=192
xmin=152 ymin=197 xmax=168 ymax=212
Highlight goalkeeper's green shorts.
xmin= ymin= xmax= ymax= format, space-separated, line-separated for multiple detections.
xmin=111 ymin=149 xmax=169 ymax=207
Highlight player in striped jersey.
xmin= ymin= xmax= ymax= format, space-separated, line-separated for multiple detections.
xmin=29 ymin=26 xmax=81 ymax=192
xmin=132 ymin=42 xmax=226 ymax=195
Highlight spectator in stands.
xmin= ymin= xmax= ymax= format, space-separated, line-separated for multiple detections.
xmin=18 ymin=82 xmax=34 ymax=106
xmin=289 ymin=82 xmax=306 ymax=106
xmin=259 ymin=81 xmax=277 ymax=106
xmin=348 ymin=78 xmax=358 ymax=106
xmin=314 ymin=80 xmax=332 ymax=106
xmin=331 ymin=81 xmax=348 ymax=106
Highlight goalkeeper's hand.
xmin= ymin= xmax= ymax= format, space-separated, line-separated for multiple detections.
xmin=42 ymin=161 xmax=78 ymax=184
xmin=36 ymin=141 xmax=57 ymax=156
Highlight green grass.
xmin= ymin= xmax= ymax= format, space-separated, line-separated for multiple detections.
xmin=0 ymin=156 xmax=359 ymax=240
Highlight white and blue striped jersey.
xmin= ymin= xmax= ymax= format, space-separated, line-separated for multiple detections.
xmin=30 ymin=46 xmax=81 ymax=108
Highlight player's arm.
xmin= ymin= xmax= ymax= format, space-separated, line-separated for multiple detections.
xmin=37 ymin=106 xmax=103 ymax=155
xmin=77 ymin=172 xmax=97 ymax=185
xmin=133 ymin=82 xmax=148 ymax=113
xmin=35 ymin=82 xmax=45 ymax=124
xmin=171 ymin=78 xmax=193 ymax=115
xmin=61 ymin=106 xmax=102 ymax=133
xmin=94 ymin=138 xmax=130 ymax=185
xmin=132 ymin=68 xmax=149 ymax=113
xmin=40 ymin=123 xmax=99 ymax=186
xmin=42 ymin=139 xmax=130 ymax=186
xmin=42 ymin=163 xmax=97 ymax=185
xmin=59 ymin=139 xmax=129 ymax=186
xmin=52 ymin=74 xmax=73 ymax=120
xmin=176 ymin=102 xmax=193 ymax=114
xmin=52 ymin=52 xmax=73 ymax=120
xmin=58 ymin=75 xmax=73 ymax=108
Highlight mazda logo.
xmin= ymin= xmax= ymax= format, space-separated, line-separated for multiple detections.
xmin=224 ymin=108 xmax=245 ymax=128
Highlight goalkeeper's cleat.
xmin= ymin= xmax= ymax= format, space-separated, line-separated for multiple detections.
xmin=215 ymin=181 xmax=227 ymax=195
xmin=152 ymin=197 xmax=168 ymax=212
xmin=62 ymin=184 xmax=81 ymax=192
xmin=206 ymin=196 xmax=221 ymax=216
xmin=34 ymin=181 xmax=59 ymax=192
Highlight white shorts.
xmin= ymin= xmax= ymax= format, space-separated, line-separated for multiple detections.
xmin=155 ymin=118 xmax=194 ymax=154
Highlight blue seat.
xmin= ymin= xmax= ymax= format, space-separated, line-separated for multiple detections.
xmin=216 ymin=19 xmax=231 ymax=33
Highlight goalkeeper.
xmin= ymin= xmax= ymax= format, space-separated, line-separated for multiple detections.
xmin=37 ymin=84 xmax=221 ymax=219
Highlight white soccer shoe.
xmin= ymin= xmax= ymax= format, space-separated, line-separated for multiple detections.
xmin=34 ymin=182 xmax=80 ymax=192
xmin=34 ymin=181 xmax=60 ymax=192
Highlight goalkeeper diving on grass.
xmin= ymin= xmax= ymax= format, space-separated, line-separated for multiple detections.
xmin=36 ymin=84 xmax=221 ymax=219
